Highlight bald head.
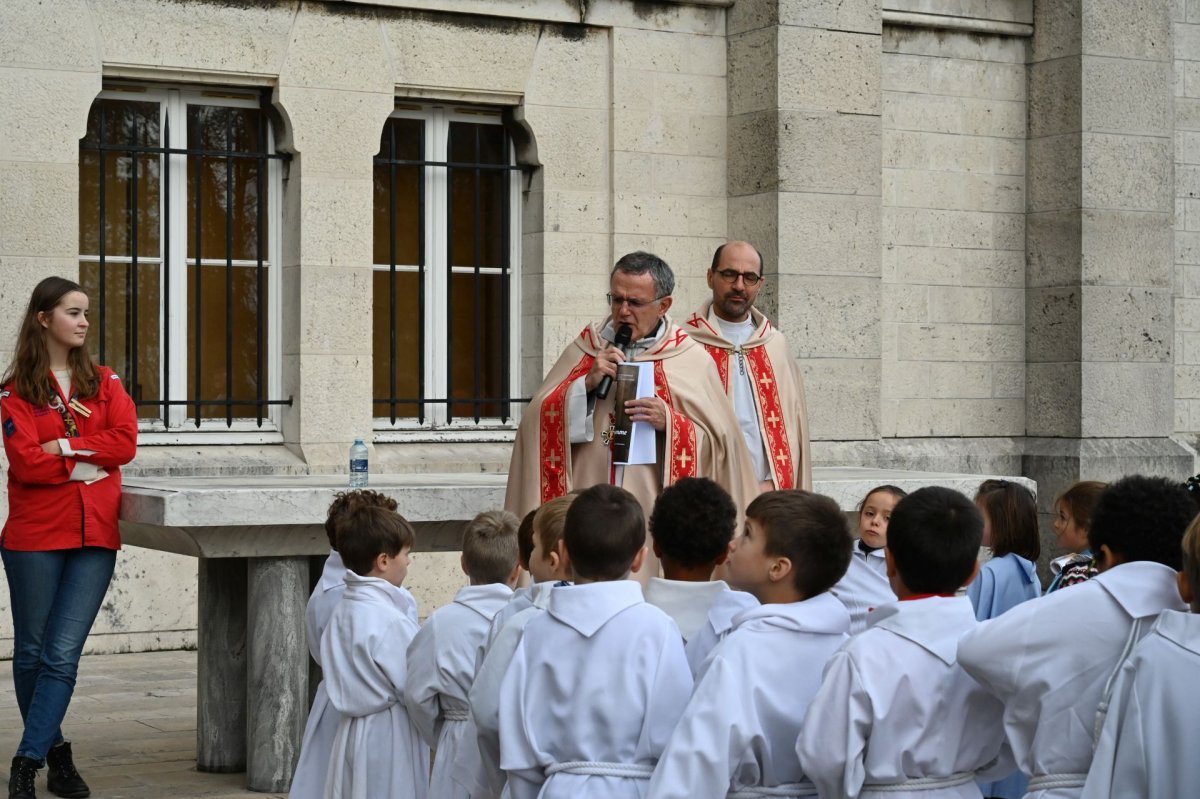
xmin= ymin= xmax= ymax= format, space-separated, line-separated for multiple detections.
xmin=707 ymin=241 xmax=765 ymax=322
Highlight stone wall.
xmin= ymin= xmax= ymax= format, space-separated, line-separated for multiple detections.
xmin=1176 ymin=0 xmax=1200 ymax=443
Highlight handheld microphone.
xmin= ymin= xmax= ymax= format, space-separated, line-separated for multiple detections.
xmin=595 ymin=323 xmax=633 ymax=399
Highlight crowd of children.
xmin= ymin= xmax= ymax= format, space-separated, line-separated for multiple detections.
xmin=287 ymin=472 xmax=1199 ymax=799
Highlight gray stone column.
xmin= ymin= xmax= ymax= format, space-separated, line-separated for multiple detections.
xmin=196 ymin=558 xmax=247 ymax=773
xmin=1025 ymin=0 xmax=1191 ymax=561
xmin=246 ymin=556 xmax=309 ymax=792
xmin=727 ymin=0 xmax=884 ymax=442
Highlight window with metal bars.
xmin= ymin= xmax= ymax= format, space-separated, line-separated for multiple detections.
xmin=78 ymin=85 xmax=288 ymax=436
xmin=372 ymin=105 xmax=524 ymax=431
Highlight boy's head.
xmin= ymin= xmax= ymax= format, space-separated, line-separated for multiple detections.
xmin=1180 ymin=515 xmax=1200 ymax=612
xmin=531 ymin=494 xmax=576 ymax=582
xmin=324 ymin=489 xmax=398 ymax=550
xmin=339 ymin=505 xmax=416 ymax=586
xmin=1088 ymin=475 xmax=1196 ymax=571
xmin=727 ymin=490 xmax=851 ymax=603
xmin=649 ymin=477 xmax=736 ymax=579
xmin=886 ymin=486 xmax=982 ymax=595
xmin=562 ymin=485 xmax=646 ymax=582
xmin=461 ymin=510 xmax=520 ymax=586
xmin=517 ymin=509 xmax=537 ymax=571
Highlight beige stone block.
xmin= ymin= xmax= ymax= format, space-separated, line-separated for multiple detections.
xmin=883 ymin=129 xmax=930 ymax=171
xmin=1181 ymin=130 xmax=1200 ymax=165
xmin=1026 ymin=286 xmax=1082 ymax=363
xmin=1028 ymin=55 xmax=1082 ymax=139
xmin=994 ymin=212 xmax=1025 ymax=251
xmin=1177 ymin=399 xmax=1190 ymax=432
xmin=882 ymin=358 xmax=931 ymax=399
xmin=781 ymin=192 xmax=880 ymax=276
xmin=992 ymin=288 xmax=1024 ymax=324
xmin=896 ymin=323 xmax=960 ymax=361
xmin=929 ymin=362 xmax=991 ymax=398
xmin=529 ymin=106 xmax=609 ymax=190
xmin=929 ymin=286 xmax=992 ymax=323
xmin=1081 ymin=286 xmax=1172 ymax=363
xmin=614 ymin=193 xmax=689 ymax=236
xmin=729 ymin=192 xmax=779 ymax=268
xmin=613 ymin=26 xmax=690 ymax=73
xmin=893 ymin=397 xmax=962 ymax=436
xmin=961 ymin=398 xmax=1025 ymax=435
xmin=778 ymin=275 xmax=880 ymax=359
xmin=279 ymin=87 xmax=393 ymax=179
xmin=885 ymin=25 xmax=1029 ymax=64
xmin=882 ymin=53 xmax=930 ymax=95
xmin=1081 ymin=362 xmax=1172 ymax=437
xmin=883 ymin=208 xmax=934 ymax=248
xmin=1026 ymin=361 xmax=1081 ymax=437
xmin=1027 ymin=210 xmax=1082 ymax=288
xmin=1028 ymin=134 xmax=1081 ymax=214
xmin=882 ymin=284 xmax=928 ymax=323
xmin=613 ymin=68 xmax=656 ymax=112
xmin=799 ymin=358 xmax=881 ymax=439
xmin=613 ymin=106 xmax=692 ymax=157
xmin=1178 ymin=164 xmax=1200 ymax=197
xmin=651 ymin=155 xmax=726 ymax=197
xmin=1177 ymin=297 xmax=1200 ymax=330
xmin=779 ymin=111 xmax=882 ymax=196
xmin=780 ymin=0 xmax=881 ymax=32
xmin=778 ymin=27 xmax=881 ymax=116
xmin=992 ymin=362 xmax=1025 ymax=398
xmin=889 ymin=242 xmax=1023 ymax=287
xmin=1081 ymin=209 xmax=1173 ymax=287
xmin=881 ymin=321 xmax=900 ymax=360
xmin=921 ymin=134 xmax=990 ymax=174
xmin=993 ymin=138 xmax=1026 ymax=176
xmin=687 ymin=34 xmax=726 ymax=77
xmin=924 ymin=209 xmax=1000 ymax=249
xmin=543 ymin=190 xmax=610 ymax=235
xmin=92 ymin=0 xmax=294 ymax=79
xmin=1082 ymin=56 xmax=1170 ymax=136
xmin=295 ymin=265 xmax=373 ymax=355
xmin=728 ymin=110 xmax=778 ymax=196
xmin=1176 ymin=364 xmax=1200 ymax=396
xmin=1081 ymin=133 xmax=1172 ymax=212
xmin=296 ymin=352 xmax=374 ymax=444
xmin=959 ymin=323 xmax=1024 ymax=362
xmin=0 ymin=161 xmax=76 ymax=258
xmin=1180 ymin=96 xmax=1200 ymax=131
xmin=542 ymin=232 xmax=611 ymax=277
xmin=728 ymin=0 xmax=778 ymax=35
xmin=929 ymin=57 xmax=1026 ymax=102
xmin=728 ymin=27 xmax=777 ymax=117
xmin=1 ymin=0 xmax=99 ymax=70
xmin=1083 ymin=0 xmax=1170 ymax=61
xmin=689 ymin=114 xmax=727 ymax=158
xmin=886 ymin=170 xmax=1025 ymax=213
xmin=654 ymin=72 xmax=727 ymax=115
xmin=687 ymin=195 xmax=727 ymax=237
xmin=526 ymin=23 xmax=607 ymax=108
xmin=1031 ymin=0 xmax=1083 ymax=64
xmin=0 ymin=68 xmax=101 ymax=162
xmin=297 ymin=176 xmax=374 ymax=268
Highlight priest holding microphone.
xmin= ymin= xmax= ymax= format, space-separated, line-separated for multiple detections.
xmin=504 ymin=251 xmax=758 ymax=581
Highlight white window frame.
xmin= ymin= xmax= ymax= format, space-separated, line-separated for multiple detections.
xmin=372 ymin=103 xmax=521 ymax=441
xmin=82 ymin=84 xmax=283 ymax=444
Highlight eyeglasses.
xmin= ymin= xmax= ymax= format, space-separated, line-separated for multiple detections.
xmin=607 ymin=293 xmax=663 ymax=310
xmin=713 ymin=268 xmax=763 ymax=286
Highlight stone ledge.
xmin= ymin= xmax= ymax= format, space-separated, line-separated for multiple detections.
xmin=883 ymin=10 xmax=1033 ymax=37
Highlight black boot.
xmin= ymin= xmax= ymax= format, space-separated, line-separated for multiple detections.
xmin=7 ymin=756 xmax=38 ymax=799
xmin=44 ymin=744 xmax=88 ymax=799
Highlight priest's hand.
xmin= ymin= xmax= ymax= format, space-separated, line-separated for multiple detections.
xmin=624 ymin=397 xmax=668 ymax=431
xmin=584 ymin=345 xmax=627 ymax=392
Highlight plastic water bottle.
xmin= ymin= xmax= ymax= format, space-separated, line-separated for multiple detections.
xmin=349 ymin=438 xmax=369 ymax=488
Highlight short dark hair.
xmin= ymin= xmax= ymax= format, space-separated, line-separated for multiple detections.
xmin=462 ymin=510 xmax=520 ymax=584
xmin=887 ymin=486 xmax=982 ymax=594
xmin=976 ymin=480 xmax=1040 ymax=561
xmin=338 ymin=505 xmax=416 ymax=576
xmin=563 ymin=484 xmax=645 ymax=581
xmin=649 ymin=477 xmax=736 ymax=568
xmin=324 ymin=490 xmax=398 ymax=550
xmin=612 ymin=250 xmax=674 ymax=299
xmin=710 ymin=242 xmax=765 ymax=275
xmin=1088 ymin=475 xmax=1196 ymax=570
xmin=517 ymin=509 xmax=537 ymax=569
xmin=745 ymin=490 xmax=851 ymax=597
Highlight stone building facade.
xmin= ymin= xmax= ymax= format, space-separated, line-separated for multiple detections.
xmin=0 ymin=0 xmax=1195 ymax=654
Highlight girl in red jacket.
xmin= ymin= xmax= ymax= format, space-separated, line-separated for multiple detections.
xmin=2 ymin=276 xmax=137 ymax=799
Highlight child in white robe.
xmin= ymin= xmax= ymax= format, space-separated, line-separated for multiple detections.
xmin=646 ymin=489 xmax=852 ymax=799
xmin=321 ymin=504 xmax=429 ymax=799
xmin=642 ymin=477 xmax=758 ymax=673
xmin=830 ymin=485 xmax=906 ymax=633
xmin=497 ymin=484 xmax=693 ymax=799
xmin=472 ymin=494 xmax=577 ymax=799
xmin=1082 ymin=512 xmax=1200 ymax=798
xmin=798 ymin=486 xmax=1011 ymax=799
xmin=957 ymin=475 xmax=1194 ymax=799
xmin=485 ymin=509 xmax=538 ymax=642
xmin=290 ymin=490 xmax=413 ymax=799
xmin=407 ymin=510 xmax=521 ymax=799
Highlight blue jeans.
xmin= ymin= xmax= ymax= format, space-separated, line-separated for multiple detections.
xmin=2 ymin=546 xmax=116 ymax=763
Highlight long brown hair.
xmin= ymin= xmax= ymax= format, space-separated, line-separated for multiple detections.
xmin=1 ymin=276 xmax=99 ymax=405
xmin=976 ymin=479 xmax=1041 ymax=562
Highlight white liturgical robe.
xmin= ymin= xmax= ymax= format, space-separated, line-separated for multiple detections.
xmin=646 ymin=594 xmax=850 ymax=799
xmin=830 ymin=545 xmax=896 ymax=635
xmin=321 ymin=572 xmax=428 ymax=799
xmin=406 ymin=583 xmax=513 ymax=799
xmin=497 ymin=581 xmax=692 ymax=799
xmin=798 ymin=597 xmax=1010 ymax=799
xmin=683 ymin=585 xmax=760 ymax=679
xmin=957 ymin=561 xmax=1186 ymax=799
xmin=1081 ymin=609 xmax=1200 ymax=799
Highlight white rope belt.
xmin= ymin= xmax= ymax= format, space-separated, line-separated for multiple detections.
xmin=544 ymin=761 xmax=655 ymax=779
xmin=864 ymin=771 xmax=974 ymax=792
xmin=442 ymin=709 xmax=469 ymax=721
xmin=1027 ymin=773 xmax=1087 ymax=791
xmin=728 ymin=781 xmax=818 ymax=798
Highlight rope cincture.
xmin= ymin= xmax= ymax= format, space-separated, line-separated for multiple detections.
xmin=728 ymin=780 xmax=818 ymax=797
xmin=1027 ymin=773 xmax=1088 ymax=791
xmin=544 ymin=761 xmax=655 ymax=779
xmin=863 ymin=771 xmax=975 ymax=792
xmin=441 ymin=709 xmax=469 ymax=721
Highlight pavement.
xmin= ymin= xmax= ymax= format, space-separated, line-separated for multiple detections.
xmin=0 ymin=650 xmax=286 ymax=799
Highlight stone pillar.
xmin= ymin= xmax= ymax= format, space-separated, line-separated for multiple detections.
xmin=246 ymin=557 xmax=309 ymax=792
xmin=1025 ymin=0 xmax=1191 ymax=559
xmin=727 ymin=0 xmax=883 ymax=441
xmin=196 ymin=558 xmax=247 ymax=772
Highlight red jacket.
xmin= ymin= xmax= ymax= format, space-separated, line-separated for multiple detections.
xmin=1 ymin=366 xmax=138 ymax=551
